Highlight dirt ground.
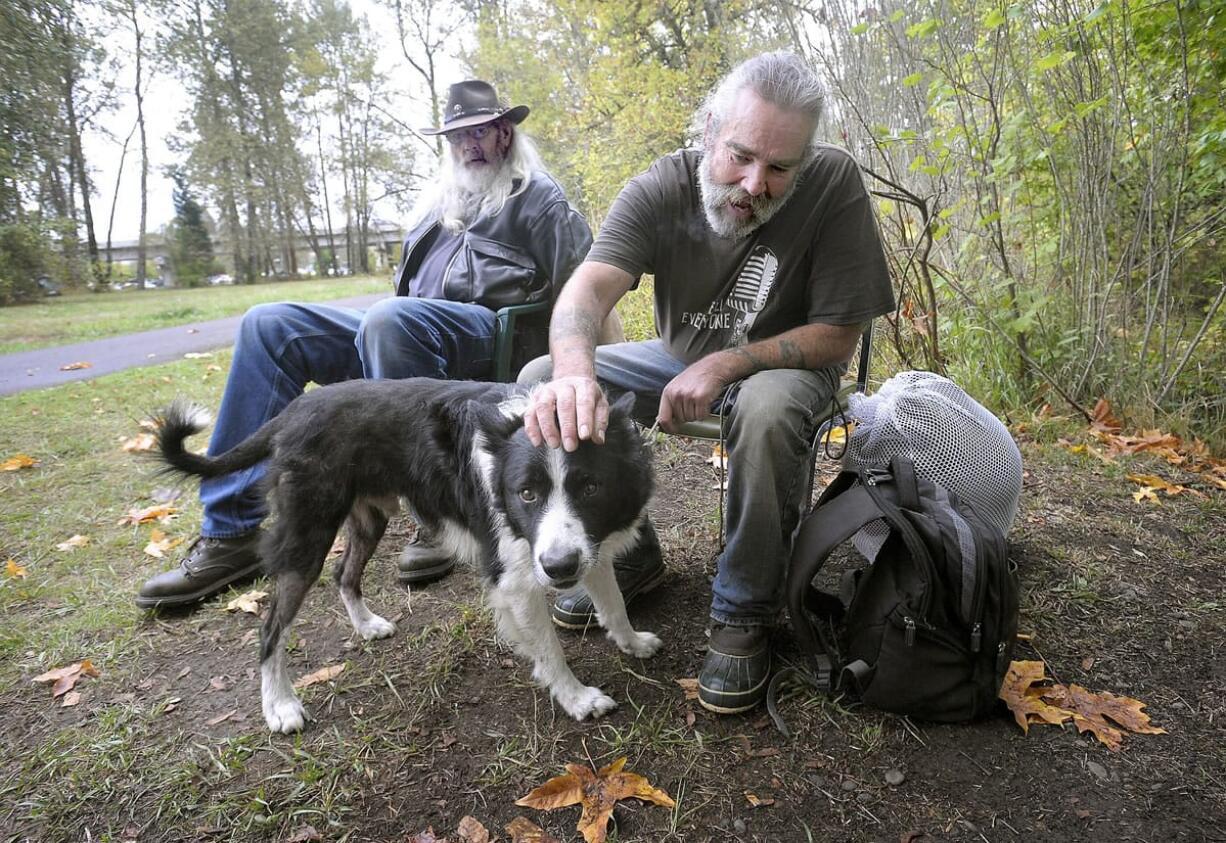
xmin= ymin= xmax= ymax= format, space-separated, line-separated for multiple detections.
xmin=3 ymin=430 xmax=1224 ymax=842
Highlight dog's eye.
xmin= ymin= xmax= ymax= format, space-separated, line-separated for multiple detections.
xmin=582 ymin=481 xmax=599 ymax=497
xmin=519 ymin=488 xmax=538 ymax=503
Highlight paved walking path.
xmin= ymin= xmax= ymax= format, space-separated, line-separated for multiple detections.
xmin=0 ymin=292 xmax=390 ymax=397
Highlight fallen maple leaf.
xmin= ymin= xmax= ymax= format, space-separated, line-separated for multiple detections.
xmin=59 ymin=361 xmax=93 ymax=371
xmin=293 ymin=663 xmax=345 ymax=689
xmin=706 ymin=443 xmax=728 ymax=470
xmin=55 ymin=534 xmax=90 ymax=551
xmin=62 ymin=691 xmax=82 ymax=707
xmin=1041 ymin=683 xmax=1166 ymax=752
xmin=283 ymin=826 xmax=322 ymax=843
xmin=516 ymin=757 xmax=675 ymax=843
xmin=121 ymin=433 xmax=157 ymax=452
xmin=999 ymin=660 xmax=1165 ymax=751
xmin=505 ymin=816 xmax=564 ymax=843
xmin=143 ymin=530 xmax=183 ymax=558
xmin=32 ymin=659 xmax=101 ymax=698
xmin=225 ymin=590 xmax=267 ymax=615
xmin=5 ymin=558 xmax=29 ymax=579
xmin=117 ymin=504 xmax=179 ymax=525
xmin=1089 ymin=398 xmax=1122 ymax=432
xmin=456 ymin=816 xmax=491 ymax=843
xmin=1126 ymin=474 xmax=1204 ymax=499
xmin=1132 ymin=487 xmax=1159 ymax=504
xmin=1 ymin=454 xmax=38 ymax=471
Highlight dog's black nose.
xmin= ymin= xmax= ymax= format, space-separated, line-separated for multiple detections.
xmin=540 ymin=549 xmax=581 ymax=583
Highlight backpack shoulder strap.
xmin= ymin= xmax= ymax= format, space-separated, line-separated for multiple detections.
xmin=787 ymin=480 xmax=887 ymax=661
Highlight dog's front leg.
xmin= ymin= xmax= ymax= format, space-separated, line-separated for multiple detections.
xmin=490 ymin=584 xmax=617 ymax=721
xmin=583 ymin=558 xmax=662 ymax=659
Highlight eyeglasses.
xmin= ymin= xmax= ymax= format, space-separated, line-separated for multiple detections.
xmin=444 ymin=125 xmax=493 ymax=145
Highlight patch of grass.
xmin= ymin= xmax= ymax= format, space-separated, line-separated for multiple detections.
xmin=0 ymin=276 xmax=389 ymax=353
xmin=0 ymin=354 xmax=230 ymax=679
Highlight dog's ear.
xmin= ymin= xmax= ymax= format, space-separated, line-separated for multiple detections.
xmin=608 ymin=390 xmax=637 ymax=421
xmin=466 ymin=399 xmax=523 ymax=441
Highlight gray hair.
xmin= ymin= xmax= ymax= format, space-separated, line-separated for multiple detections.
xmin=692 ymin=52 xmax=826 ymax=153
xmin=410 ymin=121 xmax=546 ymax=232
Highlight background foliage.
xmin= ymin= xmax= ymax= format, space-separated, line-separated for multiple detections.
xmin=1 ymin=0 xmax=1222 ymax=444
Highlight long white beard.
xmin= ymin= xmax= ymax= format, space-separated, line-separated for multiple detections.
xmin=697 ymin=153 xmax=797 ymax=241
xmin=439 ymin=160 xmax=516 ymax=232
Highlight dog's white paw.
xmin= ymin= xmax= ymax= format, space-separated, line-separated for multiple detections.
xmin=558 ymin=685 xmax=617 ymax=721
xmin=613 ymin=629 xmax=662 ymax=659
xmin=357 ymin=615 xmax=396 ymax=640
xmin=264 ymin=695 xmax=308 ymax=734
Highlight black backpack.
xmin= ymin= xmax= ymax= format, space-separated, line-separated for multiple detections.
xmin=775 ymin=455 xmax=1018 ymax=726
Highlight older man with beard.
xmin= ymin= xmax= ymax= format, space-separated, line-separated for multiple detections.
xmin=519 ymin=52 xmax=895 ymax=714
xmin=136 ymin=80 xmax=595 ymax=610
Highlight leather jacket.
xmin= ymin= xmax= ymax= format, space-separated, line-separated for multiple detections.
xmin=393 ymin=171 xmax=593 ymax=309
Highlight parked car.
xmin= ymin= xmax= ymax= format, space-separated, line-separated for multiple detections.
xmin=143 ymin=277 xmax=165 ymax=289
xmin=207 ymin=273 xmax=234 ymax=285
xmin=35 ymin=276 xmax=61 ymax=297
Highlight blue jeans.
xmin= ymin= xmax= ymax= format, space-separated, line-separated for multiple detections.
xmin=200 ymin=298 xmax=496 ymax=537
xmin=517 ymin=340 xmax=841 ymax=627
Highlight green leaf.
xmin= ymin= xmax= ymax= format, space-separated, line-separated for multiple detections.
xmin=888 ymin=9 xmax=905 ymax=22
xmin=878 ymin=199 xmax=897 ymax=215
xmin=850 ymin=22 xmax=870 ymax=35
xmin=983 ymin=8 xmax=1006 ymax=28
xmin=905 ymin=18 xmax=940 ymax=38
xmin=1035 ymin=50 xmax=1076 ymax=71
xmin=903 ymin=72 xmax=924 ymax=87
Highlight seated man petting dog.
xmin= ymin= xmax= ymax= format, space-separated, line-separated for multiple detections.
xmin=520 ymin=52 xmax=896 ymax=715
xmin=137 ymin=79 xmax=604 ymax=610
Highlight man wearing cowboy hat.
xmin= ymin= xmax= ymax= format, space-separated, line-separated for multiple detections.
xmin=136 ymin=79 xmax=601 ymax=610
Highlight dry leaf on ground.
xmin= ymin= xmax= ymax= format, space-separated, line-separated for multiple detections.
xmin=516 ymin=757 xmax=675 ymax=843
xmin=121 ymin=433 xmax=156 ymax=452
xmin=143 ymin=530 xmax=183 ymax=558
xmin=999 ymin=660 xmax=1166 ymax=751
xmin=1 ymin=454 xmax=38 ymax=471
xmin=505 ymin=816 xmax=563 ymax=843
xmin=5 ymin=558 xmax=28 ymax=579
xmin=675 ymin=677 xmax=699 ymax=700
xmin=293 ymin=663 xmax=345 ymax=689
xmin=455 ymin=815 xmax=490 ymax=843
xmin=706 ymin=443 xmax=728 ymax=470
xmin=55 ymin=534 xmax=90 ymax=551
xmin=59 ymin=361 xmax=92 ymax=371
xmin=32 ymin=659 xmax=101 ymax=698
xmin=117 ymin=504 xmax=179 ymax=525
xmin=224 ymin=590 xmax=267 ymax=615
xmin=407 ymin=828 xmax=446 ymax=843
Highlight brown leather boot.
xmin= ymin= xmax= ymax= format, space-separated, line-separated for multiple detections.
xmin=135 ymin=533 xmax=263 ymax=609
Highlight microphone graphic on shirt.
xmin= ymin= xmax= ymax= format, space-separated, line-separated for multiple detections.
xmin=727 ymin=247 xmax=779 ymax=345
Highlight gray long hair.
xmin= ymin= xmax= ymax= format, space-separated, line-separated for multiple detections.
xmin=692 ymin=52 xmax=826 ymax=158
xmin=410 ymin=122 xmax=546 ymax=232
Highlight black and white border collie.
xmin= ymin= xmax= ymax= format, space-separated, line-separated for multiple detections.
xmin=152 ymin=378 xmax=660 ymax=733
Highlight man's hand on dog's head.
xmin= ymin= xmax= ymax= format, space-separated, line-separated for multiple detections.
xmin=525 ymin=376 xmax=609 ymax=452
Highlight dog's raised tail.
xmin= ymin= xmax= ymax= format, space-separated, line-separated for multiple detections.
xmin=154 ymin=399 xmax=273 ymax=479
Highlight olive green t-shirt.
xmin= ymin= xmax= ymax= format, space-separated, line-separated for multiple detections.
xmin=588 ymin=145 xmax=894 ymax=364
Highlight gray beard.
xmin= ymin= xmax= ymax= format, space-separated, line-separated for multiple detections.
xmin=697 ymin=153 xmax=796 ymax=241
xmin=440 ymin=160 xmax=515 ymax=228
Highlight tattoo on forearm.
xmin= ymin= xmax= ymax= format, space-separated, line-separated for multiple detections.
xmin=727 ymin=338 xmax=809 ymax=373
xmin=778 ymin=339 xmax=807 ymax=369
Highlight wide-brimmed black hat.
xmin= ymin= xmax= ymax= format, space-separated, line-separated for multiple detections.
xmin=421 ymin=80 xmax=530 ymax=135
